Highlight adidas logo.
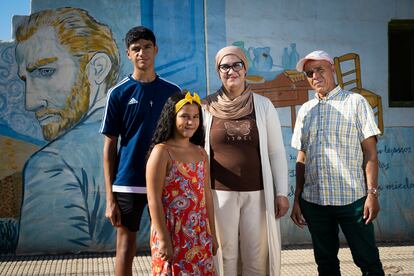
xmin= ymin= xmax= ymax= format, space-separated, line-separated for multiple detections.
xmin=128 ymin=98 xmax=138 ymax=105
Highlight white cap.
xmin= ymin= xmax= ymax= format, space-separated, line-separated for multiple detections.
xmin=296 ymin=50 xmax=334 ymax=72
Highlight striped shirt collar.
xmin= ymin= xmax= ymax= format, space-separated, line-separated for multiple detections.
xmin=314 ymin=85 xmax=342 ymax=101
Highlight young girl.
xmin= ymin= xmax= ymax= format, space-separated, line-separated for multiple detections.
xmin=146 ymin=91 xmax=218 ymax=275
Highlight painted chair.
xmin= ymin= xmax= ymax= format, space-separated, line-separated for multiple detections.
xmin=334 ymin=53 xmax=384 ymax=134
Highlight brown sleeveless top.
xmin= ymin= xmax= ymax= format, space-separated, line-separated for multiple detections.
xmin=209 ymin=109 xmax=263 ymax=191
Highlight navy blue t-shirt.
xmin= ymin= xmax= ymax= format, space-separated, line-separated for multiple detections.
xmin=100 ymin=75 xmax=180 ymax=193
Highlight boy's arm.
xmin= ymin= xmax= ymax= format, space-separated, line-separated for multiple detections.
xmin=103 ymin=135 xmax=121 ymax=227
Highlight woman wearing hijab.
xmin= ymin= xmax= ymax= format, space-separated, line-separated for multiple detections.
xmin=202 ymin=46 xmax=289 ymax=276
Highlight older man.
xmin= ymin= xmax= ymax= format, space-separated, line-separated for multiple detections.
xmin=16 ymin=7 xmax=119 ymax=253
xmin=290 ymin=50 xmax=384 ymax=275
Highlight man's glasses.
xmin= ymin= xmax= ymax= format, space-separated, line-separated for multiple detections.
xmin=218 ymin=61 xmax=245 ymax=73
xmin=304 ymin=66 xmax=325 ymax=78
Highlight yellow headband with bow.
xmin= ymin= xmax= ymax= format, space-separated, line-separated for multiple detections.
xmin=175 ymin=92 xmax=201 ymax=113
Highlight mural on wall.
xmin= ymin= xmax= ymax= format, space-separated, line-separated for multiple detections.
xmin=333 ymin=52 xmax=384 ymax=133
xmin=0 ymin=0 xmax=413 ymax=255
xmin=141 ymin=0 xmax=207 ymax=92
xmin=232 ymin=40 xmax=311 ymax=130
xmin=233 ymin=40 xmax=300 ymax=83
xmin=0 ymin=41 xmax=43 ymax=253
xmin=3 ymin=7 xmax=120 ymax=254
xmin=0 ymin=0 xmax=209 ymax=254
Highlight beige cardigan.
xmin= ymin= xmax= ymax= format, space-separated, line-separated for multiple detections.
xmin=203 ymin=92 xmax=288 ymax=276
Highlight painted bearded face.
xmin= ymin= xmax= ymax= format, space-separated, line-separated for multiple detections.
xmin=16 ymin=26 xmax=90 ymax=141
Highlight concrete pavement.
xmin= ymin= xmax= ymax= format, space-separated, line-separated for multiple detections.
xmin=1 ymin=244 xmax=414 ymax=275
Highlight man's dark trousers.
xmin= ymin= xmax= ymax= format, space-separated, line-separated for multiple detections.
xmin=300 ymin=196 xmax=384 ymax=276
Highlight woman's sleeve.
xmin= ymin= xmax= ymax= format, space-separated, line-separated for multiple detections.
xmin=265 ymin=100 xmax=288 ymax=197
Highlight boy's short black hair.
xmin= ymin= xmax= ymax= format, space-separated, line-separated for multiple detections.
xmin=125 ymin=26 xmax=156 ymax=48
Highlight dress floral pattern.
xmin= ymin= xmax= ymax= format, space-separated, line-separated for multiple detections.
xmin=150 ymin=158 xmax=215 ymax=275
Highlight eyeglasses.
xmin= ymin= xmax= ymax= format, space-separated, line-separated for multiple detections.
xmin=304 ymin=66 xmax=325 ymax=78
xmin=218 ymin=61 xmax=245 ymax=73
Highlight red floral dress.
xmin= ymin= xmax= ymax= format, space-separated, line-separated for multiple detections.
xmin=150 ymin=157 xmax=216 ymax=275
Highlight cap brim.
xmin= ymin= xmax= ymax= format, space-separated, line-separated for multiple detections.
xmin=296 ymin=58 xmax=308 ymax=72
xmin=296 ymin=56 xmax=334 ymax=72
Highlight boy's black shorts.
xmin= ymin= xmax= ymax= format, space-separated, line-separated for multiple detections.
xmin=114 ymin=192 xmax=148 ymax=232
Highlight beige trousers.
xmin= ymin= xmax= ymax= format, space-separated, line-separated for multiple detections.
xmin=213 ymin=190 xmax=268 ymax=276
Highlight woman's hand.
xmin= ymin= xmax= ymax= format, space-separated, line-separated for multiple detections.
xmin=212 ymin=234 xmax=219 ymax=256
xmin=275 ymin=195 xmax=290 ymax=219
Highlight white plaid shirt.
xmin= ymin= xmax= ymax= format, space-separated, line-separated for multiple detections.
xmin=291 ymin=86 xmax=380 ymax=206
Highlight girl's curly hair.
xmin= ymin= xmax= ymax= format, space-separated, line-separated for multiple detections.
xmin=147 ymin=90 xmax=205 ymax=159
